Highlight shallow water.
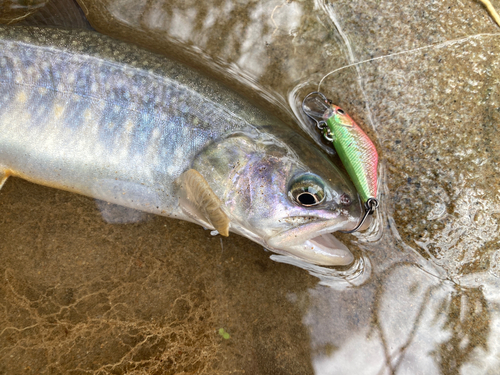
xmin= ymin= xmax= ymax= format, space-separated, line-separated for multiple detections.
xmin=1 ymin=0 xmax=500 ymax=373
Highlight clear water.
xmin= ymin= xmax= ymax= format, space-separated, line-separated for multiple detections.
xmin=1 ymin=0 xmax=500 ymax=373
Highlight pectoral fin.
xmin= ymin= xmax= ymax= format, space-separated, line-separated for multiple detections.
xmin=177 ymin=169 xmax=229 ymax=237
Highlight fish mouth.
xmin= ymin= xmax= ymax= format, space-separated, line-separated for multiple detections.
xmin=266 ymin=220 xmax=358 ymax=266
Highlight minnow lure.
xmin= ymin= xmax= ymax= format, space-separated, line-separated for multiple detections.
xmin=302 ymin=92 xmax=378 ymax=233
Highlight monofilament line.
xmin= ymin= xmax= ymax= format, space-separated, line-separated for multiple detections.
xmin=318 ymin=32 xmax=500 ymax=91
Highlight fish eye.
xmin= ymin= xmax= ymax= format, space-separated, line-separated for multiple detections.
xmin=289 ymin=174 xmax=325 ymax=207
xmin=296 ymin=191 xmax=320 ymax=206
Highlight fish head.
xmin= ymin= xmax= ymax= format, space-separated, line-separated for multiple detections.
xmin=192 ymin=128 xmax=363 ymax=266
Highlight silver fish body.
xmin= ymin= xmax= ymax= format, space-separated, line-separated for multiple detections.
xmin=0 ymin=26 xmax=362 ymax=266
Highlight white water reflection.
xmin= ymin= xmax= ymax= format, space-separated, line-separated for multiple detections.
xmin=415 ymin=184 xmax=500 ymax=280
xmin=272 ymin=252 xmax=372 ymax=290
xmin=305 ymin=262 xmax=500 ymax=374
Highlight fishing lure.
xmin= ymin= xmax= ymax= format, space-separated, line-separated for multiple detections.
xmin=302 ymin=92 xmax=378 ymax=233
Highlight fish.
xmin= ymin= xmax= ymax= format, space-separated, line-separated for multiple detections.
xmin=0 ymin=26 xmax=363 ymax=266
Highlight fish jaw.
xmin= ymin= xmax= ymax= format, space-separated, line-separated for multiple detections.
xmin=264 ymin=217 xmax=357 ymax=266
xmin=227 ymin=218 xmax=353 ymax=266
xmin=277 ymin=234 xmax=353 ymax=266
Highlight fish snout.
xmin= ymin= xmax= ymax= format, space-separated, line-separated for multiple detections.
xmin=334 ymin=187 xmax=364 ymax=230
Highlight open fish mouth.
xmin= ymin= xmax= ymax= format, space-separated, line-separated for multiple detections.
xmin=266 ymin=221 xmax=356 ymax=266
xmin=298 ymin=233 xmax=354 ymax=266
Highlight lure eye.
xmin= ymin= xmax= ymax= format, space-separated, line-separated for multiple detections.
xmin=289 ymin=174 xmax=325 ymax=207
xmin=336 ymin=108 xmax=345 ymax=115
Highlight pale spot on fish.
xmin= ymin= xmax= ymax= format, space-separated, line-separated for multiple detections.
xmin=174 ymin=149 xmax=184 ymax=159
xmin=193 ymin=117 xmax=199 ymax=125
xmin=84 ymin=109 xmax=92 ymax=121
xmin=38 ymin=87 xmax=47 ymax=95
xmin=125 ymin=120 xmax=134 ymax=133
xmin=67 ymin=73 xmax=76 ymax=85
xmin=90 ymin=121 xmax=99 ymax=135
xmin=91 ymin=82 xmax=98 ymax=93
xmin=54 ymin=105 xmax=64 ymax=119
xmin=16 ymin=91 xmax=27 ymax=104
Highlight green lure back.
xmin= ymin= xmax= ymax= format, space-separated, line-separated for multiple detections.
xmin=324 ymin=106 xmax=378 ymax=204
xmin=302 ymin=92 xmax=378 ymax=207
xmin=302 ymin=92 xmax=379 ymax=232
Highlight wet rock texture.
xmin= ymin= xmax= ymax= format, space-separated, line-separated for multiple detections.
xmin=1 ymin=0 xmax=500 ymax=373
xmin=321 ymin=0 xmax=500 ymax=279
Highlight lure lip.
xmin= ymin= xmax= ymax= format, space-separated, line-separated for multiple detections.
xmin=301 ymin=91 xmax=332 ymax=129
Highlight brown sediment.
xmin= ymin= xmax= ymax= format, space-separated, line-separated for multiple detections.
xmin=0 ymin=177 xmax=316 ymax=374
xmin=0 ymin=0 xmax=49 ymax=25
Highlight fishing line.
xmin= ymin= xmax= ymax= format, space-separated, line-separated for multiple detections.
xmin=318 ymin=32 xmax=500 ymax=92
